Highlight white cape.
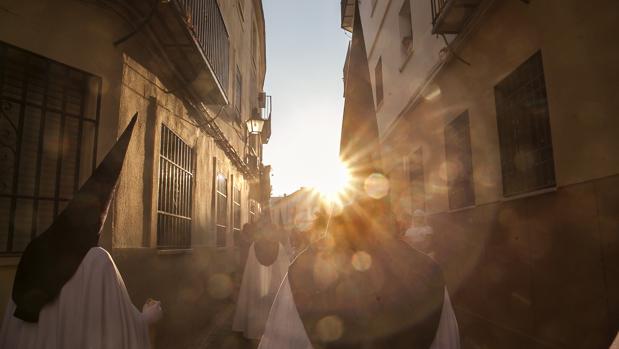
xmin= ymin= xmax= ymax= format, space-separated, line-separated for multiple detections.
xmin=233 ymin=242 xmax=290 ymax=339
xmin=258 ymin=275 xmax=460 ymax=349
xmin=0 ymin=247 xmax=150 ymax=349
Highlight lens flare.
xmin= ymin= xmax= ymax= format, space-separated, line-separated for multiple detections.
xmin=312 ymin=159 xmax=352 ymax=205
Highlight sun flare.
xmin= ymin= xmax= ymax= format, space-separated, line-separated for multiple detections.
xmin=311 ymin=160 xmax=352 ymax=205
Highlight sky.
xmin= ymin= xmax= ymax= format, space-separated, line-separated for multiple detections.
xmin=262 ymin=0 xmax=351 ymax=197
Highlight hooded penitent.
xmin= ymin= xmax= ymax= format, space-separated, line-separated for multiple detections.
xmin=339 ymin=0 xmax=382 ymax=190
xmin=11 ymin=114 xmax=138 ymax=322
xmin=285 ymin=4 xmax=447 ymax=348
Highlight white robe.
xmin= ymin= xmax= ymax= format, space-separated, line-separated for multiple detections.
xmin=233 ymin=242 xmax=290 ymax=339
xmin=258 ymin=275 xmax=460 ymax=349
xmin=0 ymin=247 xmax=151 ymax=349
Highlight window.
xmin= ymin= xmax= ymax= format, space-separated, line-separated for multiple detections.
xmin=494 ymin=51 xmax=555 ymax=197
xmin=374 ymin=57 xmax=384 ymax=107
xmin=0 ymin=42 xmax=101 ymax=253
xmin=248 ymin=199 xmax=257 ymax=223
xmin=215 ymin=174 xmax=228 ymax=247
xmin=408 ymin=148 xmax=425 ymax=211
xmin=251 ymin=23 xmax=258 ymax=66
xmin=237 ymin=0 xmax=245 ymax=21
xmin=235 ymin=66 xmax=242 ymax=118
xmin=398 ymin=0 xmax=413 ymax=56
xmin=157 ymin=125 xmax=194 ymax=249
xmin=232 ymin=186 xmax=241 ymax=246
xmin=445 ymin=111 xmax=475 ymax=210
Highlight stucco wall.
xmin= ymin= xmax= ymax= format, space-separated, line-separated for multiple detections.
xmin=0 ymin=0 xmax=266 ymax=333
xmin=115 ymin=55 xmax=252 ymax=249
xmin=0 ymin=0 xmax=127 ymax=322
xmin=380 ymin=0 xmax=619 ymax=215
xmin=369 ymin=0 xmax=619 ymax=347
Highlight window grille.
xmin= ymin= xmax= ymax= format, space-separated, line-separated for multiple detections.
xmin=398 ymin=0 xmax=413 ymax=56
xmin=375 ymin=58 xmax=384 ymax=106
xmin=251 ymin=23 xmax=258 ymax=66
xmin=235 ymin=66 xmax=242 ymax=116
xmin=248 ymin=199 xmax=257 ymax=223
xmin=0 ymin=42 xmax=100 ymax=253
xmin=157 ymin=125 xmax=194 ymax=249
xmin=445 ymin=111 xmax=475 ymax=209
xmin=494 ymin=51 xmax=555 ymax=197
xmin=237 ymin=0 xmax=245 ymax=21
xmin=215 ymin=174 xmax=228 ymax=247
xmin=232 ymin=186 xmax=241 ymax=246
xmin=408 ymin=148 xmax=425 ymax=211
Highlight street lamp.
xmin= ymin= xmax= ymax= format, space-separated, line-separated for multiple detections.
xmin=246 ymin=109 xmax=265 ymax=135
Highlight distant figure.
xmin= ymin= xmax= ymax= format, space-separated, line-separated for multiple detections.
xmin=232 ymin=219 xmax=290 ymax=339
xmin=0 ymin=115 xmax=162 ymax=349
xmin=239 ymin=222 xmax=255 ymax=271
xmin=403 ymin=209 xmax=435 ymax=257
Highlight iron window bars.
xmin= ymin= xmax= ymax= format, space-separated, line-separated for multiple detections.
xmin=445 ymin=111 xmax=475 ymax=209
xmin=375 ymin=57 xmax=384 ymax=106
xmin=215 ymin=173 xmax=228 ymax=247
xmin=0 ymin=41 xmax=101 ymax=254
xmin=232 ymin=186 xmax=241 ymax=246
xmin=157 ymin=125 xmax=194 ymax=249
xmin=408 ymin=147 xmax=426 ymax=212
xmin=495 ymin=51 xmax=555 ymax=197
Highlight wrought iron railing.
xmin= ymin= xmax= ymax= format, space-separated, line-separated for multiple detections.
xmin=431 ymin=0 xmax=448 ymax=27
xmin=176 ymin=0 xmax=230 ymax=93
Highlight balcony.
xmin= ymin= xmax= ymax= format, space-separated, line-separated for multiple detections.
xmin=246 ymin=154 xmax=259 ymax=173
xmin=108 ymin=0 xmax=230 ymax=105
xmin=340 ymin=0 xmax=356 ymax=32
xmin=431 ymin=0 xmax=481 ymax=34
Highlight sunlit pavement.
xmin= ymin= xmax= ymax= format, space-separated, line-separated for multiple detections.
xmin=185 ymin=303 xmax=258 ymax=349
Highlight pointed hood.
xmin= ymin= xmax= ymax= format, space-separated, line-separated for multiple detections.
xmin=340 ymin=3 xmax=382 ymax=191
xmin=11 ymin=114 xmax=138 ymax=322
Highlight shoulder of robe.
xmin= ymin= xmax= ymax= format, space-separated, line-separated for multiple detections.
xmin=83 ymin=247 xmax=115 ymax=270
xmin=288 ymin=237 xmax=445 ymax=349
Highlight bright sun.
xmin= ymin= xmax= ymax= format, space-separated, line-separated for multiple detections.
xmin=312 ymin=160 xmax=351 ymax=204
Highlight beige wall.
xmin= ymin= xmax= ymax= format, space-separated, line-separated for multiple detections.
xmin=359 ymin=0 xmax=454 ymax=136
xmin=0 ymin=0 xmax=128 ymax=320
xmin=357 ymin=0 xmax=619 ymax=347
xmin=369 ymin=0 xmax=619 ymax=215
xmin=217 ymin=0 xmax=267 ymax=159
xmin=114 ymin=56 xmax=252 ymax=249
xmin=0 ymin=0 xmax=268 ymax=330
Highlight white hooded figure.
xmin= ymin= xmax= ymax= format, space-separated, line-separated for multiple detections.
xmin=233 ymin=230 xmax=290 ymax=340
xmin=0 ymin=247 xmax=161 ymax=349
xmin=403 ymin=209 xmax=435 ymax=256
xmin=0 ymin=116 xmax=161 ymax=349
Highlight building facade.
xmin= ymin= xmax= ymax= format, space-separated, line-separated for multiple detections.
xmin=270 ymin=188 xmax=323 ymax=233
xmin=342 ymin=0 xmax=619 ymax=348
xmin=0 ymin=0 xmax=270 ymax=346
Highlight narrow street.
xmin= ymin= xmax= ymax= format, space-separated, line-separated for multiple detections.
xmin=0 ymin=0 xmax=618 ymax=348
xmin=185 ymin=304 xmax=258 ymax=349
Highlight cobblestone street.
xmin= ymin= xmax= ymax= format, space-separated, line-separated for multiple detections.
xmin=185 ymin=304 xmax=258 ymax=349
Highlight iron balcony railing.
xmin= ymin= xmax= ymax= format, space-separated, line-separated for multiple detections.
xmin=431 ymin=0 xmax=481 ymax=34
xmin=340 ymin=0 xmax=355 ymax=32
xmin=176 ymin=0 xmax=229 ymax=94
xmin=431 ymin=0 xmax=448 ymax=26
